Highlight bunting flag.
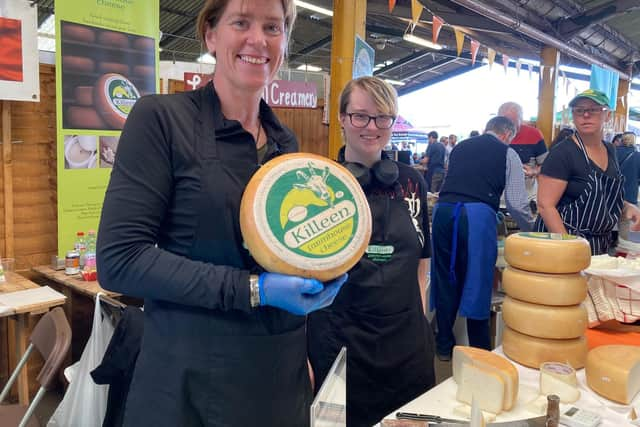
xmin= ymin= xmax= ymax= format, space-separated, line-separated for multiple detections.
xmin=526 ymin=62 xmax=532 ymax=80
xmin=502 ymin=54 xmax=509 ymax=74
xmin=432 ymin=15 xmax=444 ymax=44
xmin=515 ymin=59 xmax=522 ymax=77
xmin=389 ymin=0 xmax=396 ymax=13
xmin=470 ymin=39 xmax=480 ymax=65
xmin=411 ymin=0 xmax=423 ymax=28
xmin=539 ymin=65 xmax=545 ymax=81
xmin=454 ymin=27 xmax=465 ymax=56
xmin=487 ymin=48 xmax=496 ymax=69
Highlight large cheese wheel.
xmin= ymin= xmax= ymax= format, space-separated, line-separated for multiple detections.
xmin=74 ymin=86 xmax=94 ymax=106
xmin=98 ymin=30 xmax=129 ymax=48
xmin=66 ymin=106 xmax=106 ymax=129
xmin=502 ymin=296 xmax=587 ymax=339
xmin=502 ymin=326 xmax=588 ymax=369
xmin=62 ymin=55 xmax=95 ymax=73
xmin=240 ymin=153 xmax=371 ymax=281
xmin=94 ymin=73 xmax=140 ymax=130
xmin=133 ymin=65 xmax=155 ymax=78
xmin=452 ymin=346 xmax=518 ymax=410
xmin=504 ymin=232 xmax=591 ymax=273
xmin=133 ymin=37 xmax=155 ymax=51
xmin=585 ymin=345 xmax=640 ymax=404
xmin=62 ymin=23 xmax=95 ymax=43
xmin=97 ymin=61 xmax=130 ymax=76
xmin=502 ymin=266 xmax=587 ymax=306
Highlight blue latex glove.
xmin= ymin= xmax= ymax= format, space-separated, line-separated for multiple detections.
xmin=258 ymin=273 xmax=348 ymax=315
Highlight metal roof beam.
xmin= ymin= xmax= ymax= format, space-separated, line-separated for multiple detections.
xmin=556 ymin=0 xmax=640 ymax=39
xmin=289 ymin=36 xmax=332 ymax=63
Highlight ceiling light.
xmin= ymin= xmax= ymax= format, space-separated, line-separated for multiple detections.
xmin=384 ymin=79 xmax=405 ymax=86
xmin=402 ymin=33 xmax=443 ymax=50
xmin=197 ymin=53 xmax=216 ymax=64
xmin=297 ymin=64 xmax=322 ymax=72
xmin=295 ymin=1 xmax=333 ymax=17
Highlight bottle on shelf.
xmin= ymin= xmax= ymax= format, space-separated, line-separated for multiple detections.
xmin=83 ymin=229 xmax=97 ymax=281
xmin=74 ymin=231 xmax=87 ymax=268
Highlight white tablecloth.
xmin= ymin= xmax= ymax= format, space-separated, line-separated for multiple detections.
xmin=383 ymin=347 xmax=638 ymax=426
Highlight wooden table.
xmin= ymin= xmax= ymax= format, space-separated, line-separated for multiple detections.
xmin=0 ymin=272 xmax=66 ymax=405
xmin=31 ymin=265 xmax=119 ymax=300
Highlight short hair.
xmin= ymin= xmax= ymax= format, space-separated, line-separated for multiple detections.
xmin=428 ymin=131 xmax=438 ymax=139
xmin=612 ymin=133 xmax=624 ymax=144
xmin=469 ymin=130 xmax=480 ymax=137
xmin=485 ymin=116 xmax=517 ymax=137
xmin=622 ymin=132 xmax=637 ymax=147
xmin=498 ymin=102 xmax=523 ymax=120
xmin=196 ymin=0 xmax=297 ymax=43
xmin=338 ymin=76 xmax=398 ymax=116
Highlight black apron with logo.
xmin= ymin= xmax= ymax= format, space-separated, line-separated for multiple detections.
xmin=308 ymin=184 xmax=435 ymax=427
xmin=123 ymin=87 xmax=311 ymax=427
xmin=535 ymin=134 xmax=624 ymax=255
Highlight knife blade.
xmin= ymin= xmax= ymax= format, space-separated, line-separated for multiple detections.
xmin=396 ymin=412 xmax=468 ymax=424
xmin=487 ymin=416 xmax=547 ymax=427
xmin=395 ymin=412 xmax=548 ymax=427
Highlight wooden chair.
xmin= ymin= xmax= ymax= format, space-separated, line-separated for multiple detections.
xmin=0 ymin=307 xmax=71 ymax=427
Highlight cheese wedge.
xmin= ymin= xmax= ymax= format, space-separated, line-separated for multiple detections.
xmin=539 ymin=362 xmax=580 ymax=403
xmin=453 ymin=346 xmax=518 ymax=410
xmin=456 ymin=362 xmax=505 ymax=414
xmin=586 ymin=345 xmax=640 ymax=404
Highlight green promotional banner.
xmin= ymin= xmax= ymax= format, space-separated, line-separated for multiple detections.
xmin=55 ymin=0 xmax=159 ymax=257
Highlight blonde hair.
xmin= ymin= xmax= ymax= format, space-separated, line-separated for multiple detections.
xmin=622 ymin=132 xmax=637 ymax=147
xmin=339 ymin=76 xmax=398 ymax=117
xmin=196 ymin=0 xmax=297 ymax=43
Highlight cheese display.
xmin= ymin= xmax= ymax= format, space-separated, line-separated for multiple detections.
xmin=504 ymin=232 xmax=590 ymax=274
xmin=539 ymin=362 xmax=580 ymax=403
xmin=585 ymin=345 xmax=640 ymax=404
xmin=501 ymin=296 xmax=587 ymax=339
xmin=66 ymin=106 xmax=106 ymax=129
xmin=94 ymin=73 xmax=141 ymax=130
xmin=502 ymin=326 xmax=588 ymax=369
xmin=61 ymin=23 xmax=95 ymax=43
xmin=74 ymin=86 xmax=94 ymax=106
xmin=455 ymin=362 xmax=505 ymax=414
xmin=452 ymin=346 xmax=518 ymax=410
xmin=240 ymin=153 xmax=371 ymax=281
xmin=502 ymin=266 xmax=587 ymax=306
xmin=62 ymin=55 xmax=95 ymax=73
xmin=97 ymin=30 xmax=129 ymax=48
xmin=453 ymin=404 xmax=496 ymax=423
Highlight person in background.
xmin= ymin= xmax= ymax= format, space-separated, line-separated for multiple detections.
xmin=421 ymin=130 xmax=446 ymax=192
xmin=469 ymin=130 xmax=480 ymax=137
xmin=536 ymin=89 xmax=640 ymax=255
xmin=550 ymin=127 xmax=574 ymax=149
xmin=498 ymin=102 xmax=548 ymax=211
xmin=445 ymin=133 xmax=458 ymax=168
xmin=430 ymin=116 xmax=533 ymax=360
xmin=616 ymin=132 xmax=640 ymax=205
xmin=96 ymin=1 xmax=347 ymax=426
xmin=611 ymin=133 xmax=624 ymax=147
xmin=308 ymin=76 xmax=435 ymax=427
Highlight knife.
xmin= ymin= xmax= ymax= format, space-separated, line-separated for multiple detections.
xmin=395 ymin=412 xmax=548 ymax=426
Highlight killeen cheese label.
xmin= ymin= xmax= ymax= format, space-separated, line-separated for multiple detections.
xmin=96 ymin=73 xmax=141 ymax=126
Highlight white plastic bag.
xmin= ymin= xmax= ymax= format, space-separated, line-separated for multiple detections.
xmin=48 ymin=293 xmax=116 ymax=427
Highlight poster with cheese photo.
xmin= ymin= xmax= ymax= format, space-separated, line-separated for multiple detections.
xmin=55 ymin=0 xmax=159 ymax=257
xmin=0 ymin=0 xmax=39 ymax=101
xmin=60 ymin=21 xmax=156 ymax=130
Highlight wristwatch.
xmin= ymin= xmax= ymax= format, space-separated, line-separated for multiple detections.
xmin=249 ymin=274 xmax=261 ymax=307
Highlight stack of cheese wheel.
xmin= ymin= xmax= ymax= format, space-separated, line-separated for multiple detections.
xmin=502 ymin=232 xmax=591 ymax=369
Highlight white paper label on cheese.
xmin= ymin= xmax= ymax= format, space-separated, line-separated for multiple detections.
xmin=252 ymin=158 xmax=370 ymax=271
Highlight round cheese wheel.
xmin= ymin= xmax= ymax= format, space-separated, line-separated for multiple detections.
xmin=240 ymin=153 xmax=371 ymax=281
xmin=504 ymin=232 xmax=591 ymax=273
xmin=62 ymin=55 xmax=95 ymax=73
xmin=98 ymin=61 xmax=130 ymax=76
xmin=62 ymin=24 xmax=96 ymax=43
xmin=133 ymin=37 xmax=155 ymax=51
xmin=94 ymin=73 xmax=141 ymax=130
xmin=66 ymin=106 xmax=106 ymax=129
xmin=133 ymin=65 xmax=154 ymax=78
xmin=502 ymin=326 xmax=588 ymax=369
xmin=585 ymin=345 xmax=640 ymax=404
xmin=98 ymin=30 xmax=129 ymax=48
xmin=502 ymin=266 xmax=587 ymax=306
xmin=74 ymin=86 xmax=94 ymax=106
xmin=502 ymin=296 xmax=587 ymax=339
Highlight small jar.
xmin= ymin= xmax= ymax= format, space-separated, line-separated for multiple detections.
xmin=65 ymin=250 xmax=80 ymax=275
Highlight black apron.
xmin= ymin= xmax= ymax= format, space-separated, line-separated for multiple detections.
xmin=308 ymin=183 xmax=435 ymax=427
xmin=123 ymin=87 xmax=311 ymax=427
xmin=535 ymin=134 xmax=624 ymax=255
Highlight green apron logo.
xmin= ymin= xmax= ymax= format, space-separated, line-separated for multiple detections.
xmin=266 ymin=162 xmax=359 ymax=258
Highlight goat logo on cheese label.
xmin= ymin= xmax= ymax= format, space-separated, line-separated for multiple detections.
xmin=267 ymin=161 xmax=358 ymax=257
xmin=102 ymin=74 xmax=140 ymax=118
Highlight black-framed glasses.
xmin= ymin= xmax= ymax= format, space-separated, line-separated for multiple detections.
xmin=346 ymin=112 xmax=396 ymax=129
xmin=572 ymin=106 xmax=607 ymax=116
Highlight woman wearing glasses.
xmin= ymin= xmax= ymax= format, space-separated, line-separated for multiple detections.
xmin=536 ymin=89 xmax=640 ymax=254
xmin=307 ymin=76 xmax=435 ymax=427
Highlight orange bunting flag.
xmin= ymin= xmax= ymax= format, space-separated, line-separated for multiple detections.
xmin=411 ymin=0 xmax=423 ymax=27
xmin=389 ymin=0 xmax=396 ymax=13
xmin=432 ymin=15 xmax=444 ymax=44
xmin=470 ymin=39 xmax=480 ymax=65
xmin=515 ymin=59 xmax=522 ymax=76
xmin=502 ymin=54 xmax=509 ymax=74
xmin=487 ymin=48 xmax=496 ymax=69
xmin=539 ymin=65 xmax=545 ymax=81
xmin=454 ymin=27 xmax=465 ymax=56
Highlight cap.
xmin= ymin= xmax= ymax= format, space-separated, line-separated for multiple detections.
xmin=569 ymin=89 xmax=610 ymax=108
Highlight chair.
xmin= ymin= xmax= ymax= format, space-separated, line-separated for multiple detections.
xmin=0 ymin=307 xmax=72 ymax=427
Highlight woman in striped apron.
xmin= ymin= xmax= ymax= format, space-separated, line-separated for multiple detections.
xmin=536 ymin=89 xmax=640 ymax=255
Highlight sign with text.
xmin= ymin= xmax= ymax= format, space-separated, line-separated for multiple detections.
xmin=184 ymin=73 xmax=318 ymax=109
xmin=55 ymin=0 xmax=159 ymax=257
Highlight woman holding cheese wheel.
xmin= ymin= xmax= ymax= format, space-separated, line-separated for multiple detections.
xmin=96 ymin=1 xmax=346 ymax=426
xmin=307 ymin=76 xmax=435 ymax=427
xmin=536 ymin=89 xmax=640 ymax=255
